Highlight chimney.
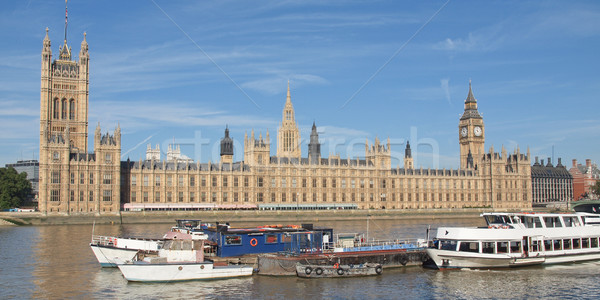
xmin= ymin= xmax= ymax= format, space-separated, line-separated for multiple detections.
xmin=586 ymin=159 xmax=592 ymax=168
xmin=557 ymin=158 xmax=563 ymax=167
xmin=547 ymin=157 xmax=552 ymax=167
xmin=573 ymin=159 xmax=578 ymax=168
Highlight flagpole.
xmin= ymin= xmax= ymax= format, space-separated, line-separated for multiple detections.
xmin=64 ymin=0 xmax=68 ymax=44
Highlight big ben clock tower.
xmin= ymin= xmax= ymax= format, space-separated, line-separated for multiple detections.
xmin=459 ymin=80 xmax=485 ymax=169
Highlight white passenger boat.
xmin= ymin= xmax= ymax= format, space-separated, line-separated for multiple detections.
xmin=426 ymin=212 xmax=600 ymax=269
xmin=90 ymin=219 xmax=209 ymax=267
xmin=116 ymin=238 xmax=253 ymax=282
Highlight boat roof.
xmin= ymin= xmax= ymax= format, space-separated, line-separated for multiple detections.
xmin=481 ymin=212 xmax=583 ymax=218
xmin=203 ymin=224 xmax=332 ymax=235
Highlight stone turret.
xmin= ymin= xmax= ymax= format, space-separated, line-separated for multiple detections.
xmin=220 ymin=126 xmax=234 ymax=164
xmin=308 ymin=122 xmax=321 ymax=165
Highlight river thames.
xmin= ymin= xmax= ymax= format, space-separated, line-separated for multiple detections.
xmin=1 ymin=217 xmax=600 ymax=299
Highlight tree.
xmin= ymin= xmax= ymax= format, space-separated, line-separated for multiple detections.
xmin=591 ymin=181 xmax=600 ymax=199
xmin=0 ymin=167 xmax=32 ymax=210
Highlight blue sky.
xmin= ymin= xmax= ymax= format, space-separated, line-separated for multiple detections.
xmin=1 ymin=0 xmax=599 ymax=169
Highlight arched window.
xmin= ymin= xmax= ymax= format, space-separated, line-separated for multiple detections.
xmin=53 ymin=98 xmax=59 ymax=119
xmin=69 ymin=99 xmax=75 ymax=120
xmin=61 ymin=99 xmax=67 ymax=119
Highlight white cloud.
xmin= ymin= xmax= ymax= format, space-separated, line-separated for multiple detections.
xmin=440 ymin=78 xmax=451 ymax=104
xmin=241 ymin=74 xmax=328 ymax=95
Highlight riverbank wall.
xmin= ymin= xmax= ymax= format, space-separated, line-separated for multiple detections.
xmin=0 ymin=207 xmax=556 ymax=226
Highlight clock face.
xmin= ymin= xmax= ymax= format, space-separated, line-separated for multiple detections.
xmin=474 ymin=126 xmax=482 ymax=136
xmin=461 ymin=127 xmax=468 ymax=137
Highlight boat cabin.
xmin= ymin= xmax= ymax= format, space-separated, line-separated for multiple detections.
xmin=434 ymin=213 xmax=600 ymax=257
xmin=203 ymin=223 xmax=333 ymax=257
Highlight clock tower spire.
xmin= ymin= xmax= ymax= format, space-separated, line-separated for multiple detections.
xmin=459 ymin=80 xmax=484 ymax=169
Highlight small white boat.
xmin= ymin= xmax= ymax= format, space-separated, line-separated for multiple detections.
xmin=117 ymin=239 xmax=253 ymax=282
xmin=90 ymin=236 xmax=162 ymax=267
xmin=296 ymin=263 xmax=382 ymax=278
xmin=426 ymin=212 xmax=600 ymax=269
xmin=90 ymin=219 xmax=209 ymax=267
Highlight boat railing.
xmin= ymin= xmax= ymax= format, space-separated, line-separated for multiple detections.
xmin=329 ymin=238 xmax=426 ymax=250
xmin=90 ymin=235 xmax=162 ymax=246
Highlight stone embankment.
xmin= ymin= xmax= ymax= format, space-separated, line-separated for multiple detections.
xmin=0 ymin=207 xmax=555 ymax=226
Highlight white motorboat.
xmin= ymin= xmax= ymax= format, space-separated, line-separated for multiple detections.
xmin=90 ymin=219 xmax=209 ymax=267
xmin=116 ymin=239 xmax=253 ymax=282
xmin=90 ymin=236 xmax=162 ymax=267
xmin=426 ymin=212 xmax=600 ymax=269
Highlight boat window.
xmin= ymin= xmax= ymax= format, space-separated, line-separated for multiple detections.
xmin=265 ymin=234 xmax=278 ymax=244
xmin=193 ymin=241 xmax=203 ymax=250
xmin=573 ymin=238 xmax=581 ymax=249
xmin=523 ymin=217 xmax=541 ymax=228
xmin=544 ymin=240 xmax=553 ymax=251
xmin=497 ymin=241 xmax=509 ymax=253
xmin=563 ymin=239 xmax=571 ymax=250
xmin=459 ymin=241 xmax=479 ymax=253
xmin=439 ymin=240 xmax=457 ymax=251
xmin=225 ymin=235 xmax=242 ymax=245
xmin=553 ymin=240 xmax=562 ymax=250
xmin=533 ymin=217 xmax=543 ymax=228
xmin=562 ymin=217 xmax=580 ymax=227
xmin=485 ymin=215 xmax=508 ymax=225
xmin=482 ymin=242 xmax=495 ymax=254
xmin=592 ymin=238 xmax=599 ymax=248
xmin=543 ymin=217 xmax=562 ymax=228
xmin=530 ymin=239 xmax=541 ymax=252
xmin=582 ymin=238 xmax=589 ymax=248
xmin=510 ymin=241 xmax=521 ymax=253
xmin=282 ymin=234 xmax=292 ymax=243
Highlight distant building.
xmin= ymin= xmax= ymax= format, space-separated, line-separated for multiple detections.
xmin=5 ymin=160 xmax=39 ymax=205
xmin=569 ymin=159 xmax=600 ymax=200
xmin=530 ymin=157 xmax=573 ymax=204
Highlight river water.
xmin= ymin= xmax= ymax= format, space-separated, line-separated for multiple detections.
xmin=1 ymin=217 xmax=599 ymax=299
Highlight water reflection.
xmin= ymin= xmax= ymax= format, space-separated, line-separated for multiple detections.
xmin=3 ymin=216 xmax=599 ymax=299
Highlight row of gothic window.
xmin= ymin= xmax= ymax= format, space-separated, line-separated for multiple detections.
xmin=52 ymin=98 xmax=76 ymax=120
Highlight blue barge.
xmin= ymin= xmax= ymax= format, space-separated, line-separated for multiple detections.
xmin=203 ymin=223 xmax=333 ymax=257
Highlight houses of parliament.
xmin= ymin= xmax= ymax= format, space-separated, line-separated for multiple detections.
xmin=38 ymin=26 xmax=532 ymax=215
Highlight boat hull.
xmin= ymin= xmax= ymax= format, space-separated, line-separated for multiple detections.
xmin=90 ymin=244 xmax=142 ymax=267
xmin=117 ymin=262 xmax=254 ymax=282
xmin=426 ymin=248 xmax=600 ymax=269
xmin=296 ymin=263 xmax=382 ymax=278
xmin=426 ymin=248 xmax=543 ymax=269
xmin=257 ymin=249 xmax=427 ymax=276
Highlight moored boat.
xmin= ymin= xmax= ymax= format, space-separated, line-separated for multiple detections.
xmin=296 ymin=262 xmax=382 ymax=278
xmin=90 ymin=219 xmax=210 ymax=267
xmin=257 ymin=231 xmax=427 ymax=276
xmin=117 ymin=238 xmax=253 ymax=282
xmin=426 ymin=212 xmax=600 ymax=270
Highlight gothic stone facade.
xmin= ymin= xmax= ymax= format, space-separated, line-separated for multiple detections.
xmin=37 ymin=28 xmax=532 ymax=215
xmin=39 ymin=29 xmax=120 ymax=214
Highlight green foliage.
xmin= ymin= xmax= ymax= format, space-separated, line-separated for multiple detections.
xmin=591 ymin=181 xmax=600 ymax=197
xmin=0 ymin=167 xmax=32 ymax=210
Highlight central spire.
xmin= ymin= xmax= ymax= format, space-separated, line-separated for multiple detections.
xmin=277 ymin=81 xmax=301 ymax=159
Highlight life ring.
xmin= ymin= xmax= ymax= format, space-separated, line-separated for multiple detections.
xmin=315 ymin=267 xmax=323 ymax=275
xmin=399 ymin=255 xmax=409 ymax=266
xmin=305 ymin=266 xmax=313 ymax=275
xmin=333 ymin=263 xmax=339 ymax=269
xmin=375 ymin=265 xmax=383 ymax=275
xmin=250 ymin=238 xmax=258 ymax=247
xmin=337 ymin=268 xmax=344 ymax=276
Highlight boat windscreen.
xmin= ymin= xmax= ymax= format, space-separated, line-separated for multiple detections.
xmin=484 ymin=215 xmax=510 ymax=225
